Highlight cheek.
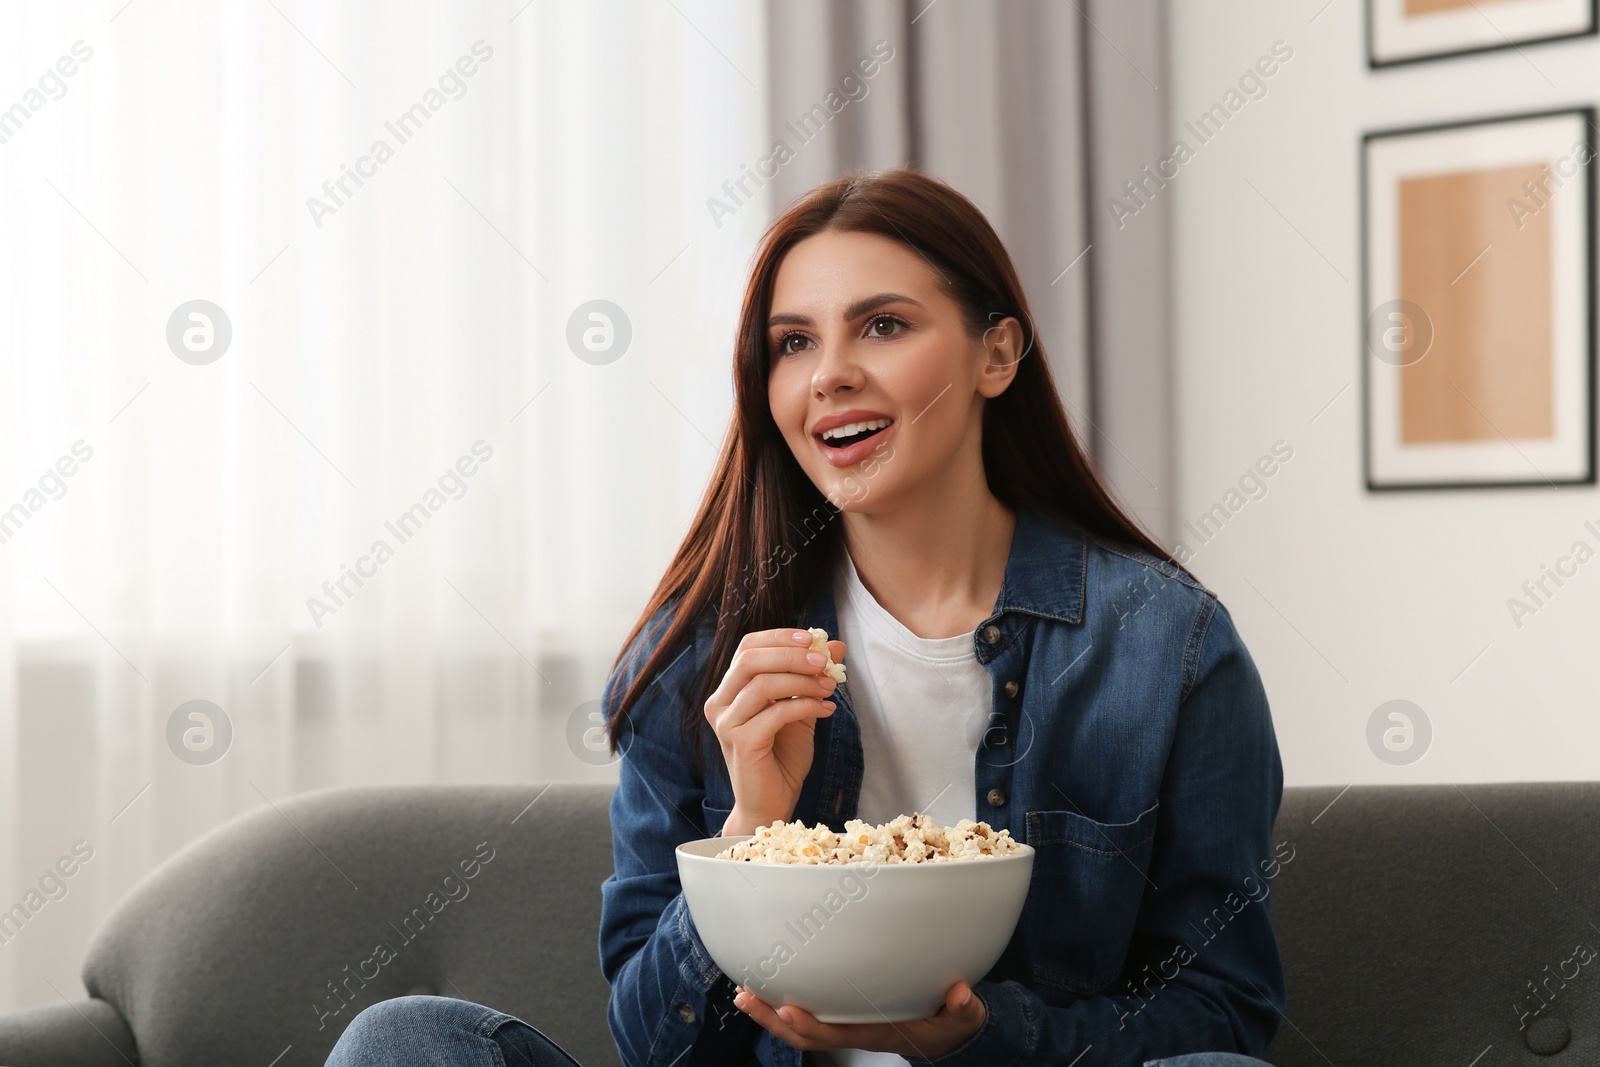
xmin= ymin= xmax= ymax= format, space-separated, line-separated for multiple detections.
xmin=890 ymin=335 xmax=973 ymax=405
xmin=892 ymin=346 xmax=969 ymax=431
xmin=767 ymin=363 xmax=809 ymax=436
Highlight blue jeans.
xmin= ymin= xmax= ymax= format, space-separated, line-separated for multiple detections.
xmin=324 ymin=993 xmax=1275 ymax=1067
xmin=324 ymin=996 xmax=582 ymax=1067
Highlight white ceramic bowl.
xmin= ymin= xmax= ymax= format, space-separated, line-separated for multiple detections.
xmin=676 ymin=835 xmax=1034 ymax=1022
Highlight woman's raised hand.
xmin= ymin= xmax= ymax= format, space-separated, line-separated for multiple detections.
xmin=704 ymin=628 xmax=845 ymax=838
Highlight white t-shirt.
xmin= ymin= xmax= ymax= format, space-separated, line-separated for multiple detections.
xmin=814 ymin=550 xmax=992 ymax=1067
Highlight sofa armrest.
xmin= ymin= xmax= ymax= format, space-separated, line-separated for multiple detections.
xmin=0 ymin=998 xmax=138 ymax=1067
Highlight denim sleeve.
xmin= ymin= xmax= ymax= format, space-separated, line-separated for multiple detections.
xmin=598 ymin=609 xmax=763 ymax=1067
xmin=907 ymin=593 xmax=1288 ymax=1067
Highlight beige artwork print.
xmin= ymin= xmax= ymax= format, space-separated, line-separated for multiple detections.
xmin=1398 ymin=162 xmax=1555 ymax=443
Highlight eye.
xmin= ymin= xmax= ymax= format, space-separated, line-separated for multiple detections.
xmin=772 ymin=331 xmax=812 ymax=357
xmin=866 ymin=314 xmax=908 ymax=338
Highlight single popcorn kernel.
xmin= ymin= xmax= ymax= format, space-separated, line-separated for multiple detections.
xmin=806 ymin=627 xmax=847 ymax=683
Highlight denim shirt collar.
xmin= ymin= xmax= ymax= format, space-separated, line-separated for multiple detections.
xmin=988 ymin=505 xmax=1087 ymax=625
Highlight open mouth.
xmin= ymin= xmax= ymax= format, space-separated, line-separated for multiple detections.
xmin=817 ymin=418 xmax=893 ymax=451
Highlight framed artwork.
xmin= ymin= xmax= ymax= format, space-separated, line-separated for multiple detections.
xmin=1362 ymin=107 xmax=1595 ymax=490
xmin=1368 ymin=0 xmax=1597 ymax=67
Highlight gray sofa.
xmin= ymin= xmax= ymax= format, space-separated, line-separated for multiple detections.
xmin=0 ymin=782 xmax=1594 ymax=1066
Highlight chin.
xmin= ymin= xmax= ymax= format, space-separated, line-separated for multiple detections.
xmin=824 ymin=475 xmax=899 ymax=514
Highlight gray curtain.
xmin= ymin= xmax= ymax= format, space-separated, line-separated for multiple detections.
xmin=763 ymin=0 xmax=1173 ymax=546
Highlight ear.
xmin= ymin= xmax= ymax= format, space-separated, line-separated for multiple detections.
xmin=976 ymin=314 xmax=1025 ymax=399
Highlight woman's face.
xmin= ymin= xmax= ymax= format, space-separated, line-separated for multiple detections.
xmin=765 ymin=229 xmax=1018 ymax=513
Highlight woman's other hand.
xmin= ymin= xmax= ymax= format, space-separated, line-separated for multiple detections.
xmin=705 ymin=628 xmax=844 ymax=837
xmin=732 ymin=979 xmax=986 ymax=1059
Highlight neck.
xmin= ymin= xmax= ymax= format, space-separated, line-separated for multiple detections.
xmin=839 ymin=452 xmax=1016 ymax=640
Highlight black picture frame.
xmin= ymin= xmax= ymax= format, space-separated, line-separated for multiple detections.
xmin=1360 ymin=106 xmax=1597 ymax=491
xmin=1367 ymin=0 xmax=1598 ymax=69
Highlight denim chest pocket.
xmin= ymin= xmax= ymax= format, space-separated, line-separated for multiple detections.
xmin=701 ymin=797 xmax=733 ymax=836
xmin=1021 ymin=800 xmax=1161 ymax=996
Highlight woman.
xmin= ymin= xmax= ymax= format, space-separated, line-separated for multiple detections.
xmin=327 ymin=169 xmax=1287 ymax=1067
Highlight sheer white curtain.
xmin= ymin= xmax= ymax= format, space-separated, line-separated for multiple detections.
xmin=0 ymin=0 xmax=770 ymax=1013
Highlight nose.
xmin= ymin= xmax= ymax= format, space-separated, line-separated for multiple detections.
xmin=810 ymin=334 xmax=865 ymax=398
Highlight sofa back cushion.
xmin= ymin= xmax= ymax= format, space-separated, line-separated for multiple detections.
xmin=84 ymin=784 xmax=622 ymax=1067
xmin=1266 ymin=782 xmax=1600 ymax=1065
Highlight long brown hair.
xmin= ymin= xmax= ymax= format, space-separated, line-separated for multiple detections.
xmin=607 ymin=167 xmax=1180 ymax=778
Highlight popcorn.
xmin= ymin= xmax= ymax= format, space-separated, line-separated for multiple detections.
xmin=807 ymin=627 xmax=847 ymax=684
xmin=715 ymin=811 xmax=1022 ymax=864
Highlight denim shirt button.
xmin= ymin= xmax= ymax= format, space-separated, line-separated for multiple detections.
xmin=1003 ymin=679 xmax=1019 ymax=698
xmin=986 ymin=788 xmax=1007 ymax=807
xmin=981 ymin=624 xmax=1001 ymax=644
xmin=678 ymin=1003 xmax=697 ymax=1023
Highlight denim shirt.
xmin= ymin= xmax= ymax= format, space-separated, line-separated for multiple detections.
xmin=598 ymin=506 xmax=1287 ymax=1067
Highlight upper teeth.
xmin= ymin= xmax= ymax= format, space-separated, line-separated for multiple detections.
xmin=821 ymin=418 xmax=892 ymax=442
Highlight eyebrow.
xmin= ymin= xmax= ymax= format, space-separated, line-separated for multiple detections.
xmin=767 ymin=292 xmax=923 ymax=329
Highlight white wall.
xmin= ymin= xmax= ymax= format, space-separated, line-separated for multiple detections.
xmin=1163 ymin=0 xmax=1600 ymax=785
